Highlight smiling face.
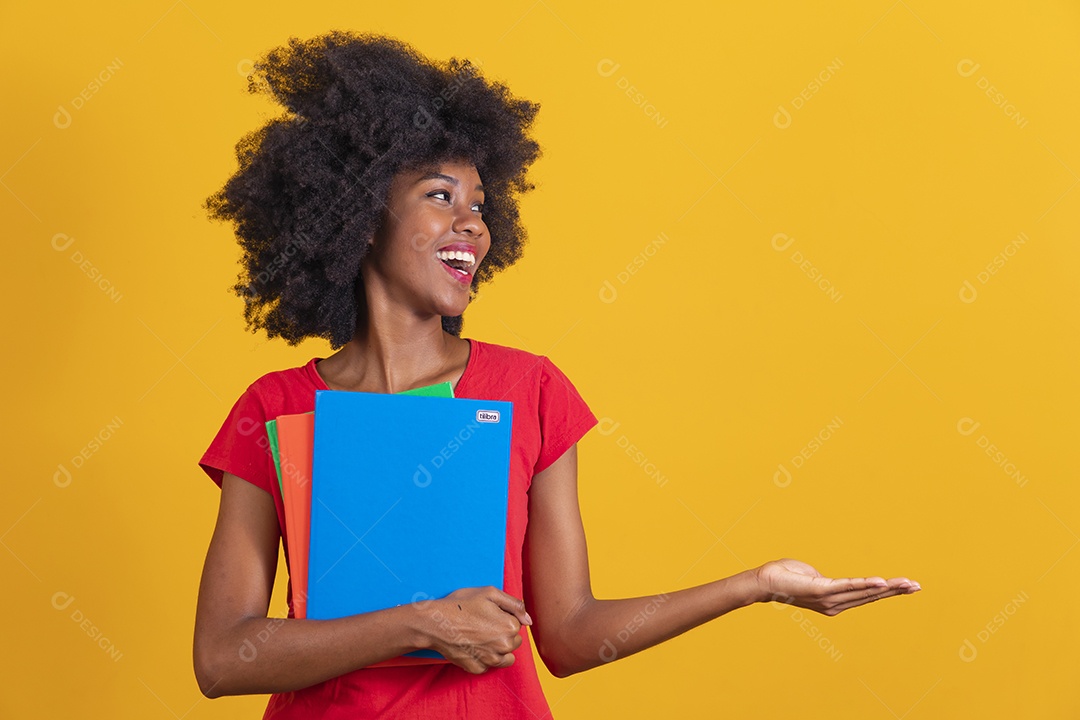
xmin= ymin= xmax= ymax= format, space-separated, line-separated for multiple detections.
xmin=360 ymin=158 xmax=489 ymax=321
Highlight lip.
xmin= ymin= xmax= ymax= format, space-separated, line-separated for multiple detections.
xmin=436 ymin=241 xmax=477 ymax=254
xmin=438 ymin=257 xmax=473 ymax=285
xmin=434 ymin=241 xmax=478 ymax=286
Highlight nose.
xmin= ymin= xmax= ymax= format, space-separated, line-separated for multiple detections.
xmin=451 ymin=204 xmax=484 ymax=238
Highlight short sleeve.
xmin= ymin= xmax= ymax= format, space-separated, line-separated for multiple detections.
xmin=533 ymin=356 xmax=599 ymax=475
xmin=198 ymin=384 xmax=276 ymax=494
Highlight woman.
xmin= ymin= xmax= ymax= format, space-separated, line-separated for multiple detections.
xmin=193 ymin=30 xmax=920 ymax=719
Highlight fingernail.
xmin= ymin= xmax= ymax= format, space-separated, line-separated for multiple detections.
xmin=524 ymin=612 xmax=533 ymax=625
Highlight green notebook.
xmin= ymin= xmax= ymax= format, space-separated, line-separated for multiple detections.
xmin=265 ymin=380 xmax=455 ymax=494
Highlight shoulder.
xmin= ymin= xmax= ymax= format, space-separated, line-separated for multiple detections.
xmin=472 ymin=338 xmax=560 ymax=378
xmin=469 ymin=339 xmax=589 ymax=404
xmin=248 ymin=359 xmax=313 ymax=390
xmin=234 ymin=358 xmax=321 ymax=416
xmin=473 ymin=338 xmax=542 ymax=365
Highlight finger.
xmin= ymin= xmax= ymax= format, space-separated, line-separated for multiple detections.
xmin=820 ymin=576 xmax=890 ymax=595
xmin=825 ymin=579 xmax=919 ymax=606
xmin=491 ymin=589 xmax=532 ymax=626
xmin=460 ymin=655 xmax=487 ymax=675
xmin=494 ymin=634 xmax=522 ymax=656
xmin=463 ymin=649 xmax=490 ymax=675
xmin=828 ymin=587 xmax=913 ymax=614
xmin=824 ymin=585 xmax=907 ymax=608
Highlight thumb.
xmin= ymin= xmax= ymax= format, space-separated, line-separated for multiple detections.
xmin=491 ymin=590 xmax=532 ymax=626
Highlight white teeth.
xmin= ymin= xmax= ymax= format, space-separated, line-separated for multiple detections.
xmin=435 ymin=249 xmax=476 ymax=267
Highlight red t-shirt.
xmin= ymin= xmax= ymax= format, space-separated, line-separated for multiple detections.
xmin=198 ymin=337 xmax=598 ymax=719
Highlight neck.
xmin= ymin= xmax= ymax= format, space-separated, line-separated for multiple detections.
xmin=327 ymin=284 xmax=459 ymax=395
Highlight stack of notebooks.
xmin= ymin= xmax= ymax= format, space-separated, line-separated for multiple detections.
xmin=265 ymin=381 xmax=513 ymax=668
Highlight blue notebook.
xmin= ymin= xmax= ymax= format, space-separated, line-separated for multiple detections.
xmin=307 ymin=389 xmax=514 ymax=659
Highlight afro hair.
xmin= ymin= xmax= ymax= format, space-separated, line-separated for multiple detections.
xmin=204 ymin=30 xmax=542 ymax=348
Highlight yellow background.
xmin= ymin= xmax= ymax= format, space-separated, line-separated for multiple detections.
xmin=4 ymin=1 xmax=1077 ymax=717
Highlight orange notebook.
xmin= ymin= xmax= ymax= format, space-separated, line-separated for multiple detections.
xmin=275 ymin=412 xmax=447 ymax=668
xmin=275 ymin=413 xmax=314 ymax=619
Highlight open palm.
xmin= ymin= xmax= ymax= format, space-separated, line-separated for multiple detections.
xmin=754 ymin=558 xmax=921 ymax=616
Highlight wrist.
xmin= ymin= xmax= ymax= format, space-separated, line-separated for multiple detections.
xmin=403 ymin=598 xmax=441 ymax=652
xmin=742 ymin=566 xmax=768 ymax=606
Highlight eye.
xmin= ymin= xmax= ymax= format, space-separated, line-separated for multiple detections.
xmin=428 ymin=189 xmax=484 ymax=215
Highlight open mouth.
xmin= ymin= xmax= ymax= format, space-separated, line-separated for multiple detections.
xmin=435 ymin=249 xmax=476 ymax=281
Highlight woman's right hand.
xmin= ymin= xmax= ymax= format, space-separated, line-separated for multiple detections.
xmin=418 ymin=586 xmax=534 ymax=674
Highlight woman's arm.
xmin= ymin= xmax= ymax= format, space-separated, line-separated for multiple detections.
xmin=192 ymin=473 xmax=434 ymax=697
xmin=522 ymin=444 xmax=920 ymax=678
xmin=195 ymin=471 xmax=537 ymax=695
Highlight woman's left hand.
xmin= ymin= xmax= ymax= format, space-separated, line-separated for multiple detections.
xmin=752 ymin=558 xmax=921 ymax=616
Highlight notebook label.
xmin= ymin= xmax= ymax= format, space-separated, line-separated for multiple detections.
xmin=476 ymin=410 xmax=501 ymax=423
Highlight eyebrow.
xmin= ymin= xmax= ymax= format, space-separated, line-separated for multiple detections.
xmin=415 ymin=171 xmax=484 ymax=194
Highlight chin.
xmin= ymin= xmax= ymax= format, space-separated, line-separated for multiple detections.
xmin=433 ymin=298 xmax=470 ymax=318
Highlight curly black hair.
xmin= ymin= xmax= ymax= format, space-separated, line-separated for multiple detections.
xmin=203 ymin=31 xmax=542 ymax=348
